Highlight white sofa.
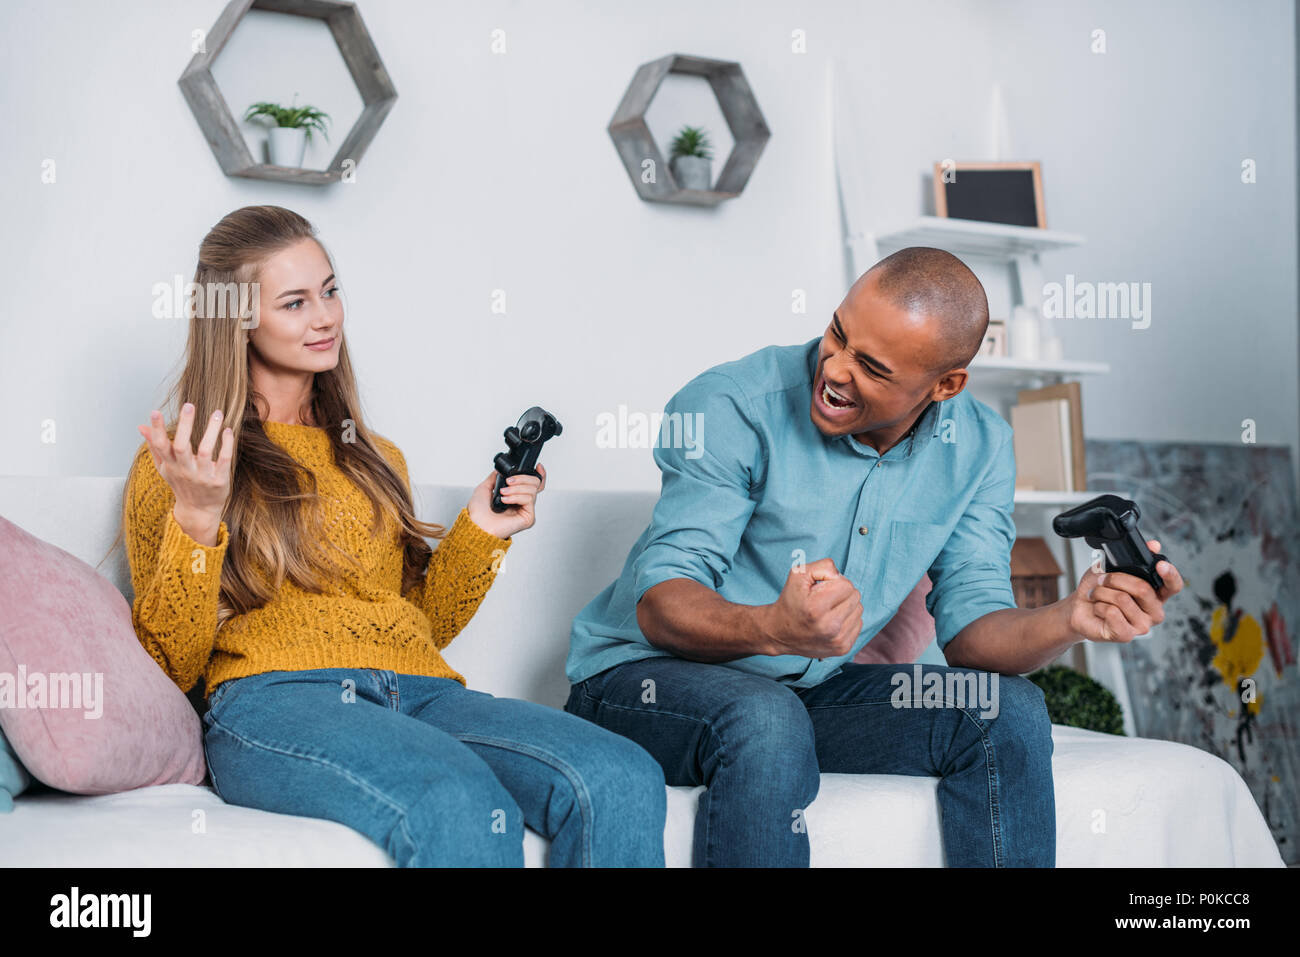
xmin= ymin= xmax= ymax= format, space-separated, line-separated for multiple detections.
xmin=0 ymin=474 xmax=1285 ymax=867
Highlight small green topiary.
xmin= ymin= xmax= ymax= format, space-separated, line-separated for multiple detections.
xmin=1026 ymin=665 xmax=1126 ymax=735
xmin=243 ymin=95 xmax=331 ymax=144
xmin=670 ymin=125 xmax=713 ymax=160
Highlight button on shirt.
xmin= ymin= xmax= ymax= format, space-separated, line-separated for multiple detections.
xmin=566 ymin=337 xmax=1019 ymax=689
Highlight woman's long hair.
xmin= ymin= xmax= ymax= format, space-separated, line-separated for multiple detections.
xmin=110 ymin=205 xmax=444 ymax=629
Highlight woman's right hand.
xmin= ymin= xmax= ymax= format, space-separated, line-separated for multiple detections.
xmin=137 ymin=403 xmax=235 ymax=539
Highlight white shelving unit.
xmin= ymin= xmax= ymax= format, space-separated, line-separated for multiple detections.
xmin=963 ymin=357 xmax=1111 ymax=503
xmin=1013 ymin=489 xmax=1106 ymax=507
xmin=875 ymin=215 xmax=1085 ymax=257
xmin=969 ymin=356 xmax=1110 ymax=389
xmin=870 ymin=216 xmax=1086 ymax=320
xmin=864 ymin=217 xmax=1137 ymax=736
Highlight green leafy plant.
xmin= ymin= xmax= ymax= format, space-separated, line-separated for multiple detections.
xmin=669 ymin=125 xmax=713 ymax=160
xmin=243 ymin=94 xmax=331 ymax=144
xmin=1026 ymin=665 xmax=1126 ymax=735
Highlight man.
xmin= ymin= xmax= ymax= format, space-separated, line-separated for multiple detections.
xmin=564 ymin=247 xmax=1184 ymax=867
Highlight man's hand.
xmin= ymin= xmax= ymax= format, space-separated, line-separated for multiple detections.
xmin=1065 ymin=540 xmax=1184 ymax=643
xmin=762 ymin=558 xmax=863 ymax=659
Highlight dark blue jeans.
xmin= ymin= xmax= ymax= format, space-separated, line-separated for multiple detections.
xmin=564 ymin=657 xmax=1055 ymax=867
xmin=203 ymin=668 xmax=666 ymax=866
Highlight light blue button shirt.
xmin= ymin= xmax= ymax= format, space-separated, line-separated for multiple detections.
xmin=566 ymin=337 xmax=1019 ymax=688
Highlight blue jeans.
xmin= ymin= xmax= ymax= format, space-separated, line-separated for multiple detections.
xmin=564 ymin=657 xmax=1055 ymax=867
xmin=202 ymin=668 xmax=666 ymax=866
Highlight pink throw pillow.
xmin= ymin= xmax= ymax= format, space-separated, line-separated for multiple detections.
xmin=0 ymin=514 xmax=205 ymax=793
xmin=854 ymin=576 xmax=936 ymax=664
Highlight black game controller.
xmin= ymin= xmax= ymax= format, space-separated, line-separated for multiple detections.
xmin=1052 ymin=494 xmax=1169 ymax=593
xmin=491 ymin=407 xmax=563 ymax=512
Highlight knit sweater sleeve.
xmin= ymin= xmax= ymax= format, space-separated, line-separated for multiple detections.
xmin=383 ymin=442 xmax=512 ymax=650
xmin=123 ymin=444 xmax=230 ymax=692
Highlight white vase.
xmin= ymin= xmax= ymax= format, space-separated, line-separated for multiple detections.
xmin=1009 ymin=305 xmax=1042 ymax=360
xmin=268 ymin=127 xmax=307 ymax=168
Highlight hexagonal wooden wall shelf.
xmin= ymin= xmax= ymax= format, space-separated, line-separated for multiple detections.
xmin=608 ymin=53 xmax=770 ymax=207
xmin=179 ymin=0 xmax=397 ymax=185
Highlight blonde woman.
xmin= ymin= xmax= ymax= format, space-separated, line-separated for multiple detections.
xmin=123 ymin=205 xmax=665 ymax=866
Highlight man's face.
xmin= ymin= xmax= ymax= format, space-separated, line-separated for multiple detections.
xmin=810 ymin=272 xmax=950 ymax=441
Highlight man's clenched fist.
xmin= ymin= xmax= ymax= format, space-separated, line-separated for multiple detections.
xmin=762 ymin=558 xmax=864 ymax=660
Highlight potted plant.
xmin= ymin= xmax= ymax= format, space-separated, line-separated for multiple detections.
xmin=243 ymin=95 xmax=331 ymax=169
xmin=669 ymin=125 xmax=713 ymax=190
xmin=1027 ymin=665 xmax=1126 ymax=735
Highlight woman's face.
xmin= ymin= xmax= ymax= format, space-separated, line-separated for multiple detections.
xmin=249 ymin=238 xmax=343 ymax=374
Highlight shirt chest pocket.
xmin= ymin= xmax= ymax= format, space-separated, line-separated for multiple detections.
xmin=882 ymin=520 xmax=950 ymax=606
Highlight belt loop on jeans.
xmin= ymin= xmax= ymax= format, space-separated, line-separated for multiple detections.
xmin=370 ymin=669 xmax=400 ymax=709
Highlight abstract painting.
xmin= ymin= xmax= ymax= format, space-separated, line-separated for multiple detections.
xmin=1086 ymin=439 xmax=1299 ymax=864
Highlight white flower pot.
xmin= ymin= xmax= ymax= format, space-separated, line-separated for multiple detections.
xmin=268 ymin=127 xmax=307 ymax=168
xmin=671 ymin=155 xmax=712 ymax=190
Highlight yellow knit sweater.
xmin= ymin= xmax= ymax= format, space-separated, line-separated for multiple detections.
xmin=123 ymin=420 xmax=511 ymax=699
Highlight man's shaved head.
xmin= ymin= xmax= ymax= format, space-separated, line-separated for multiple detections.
xmin=812 ymin=247 xmax=988 ymax=452
xmin=859 ymin=246 xmax=989 ymax=374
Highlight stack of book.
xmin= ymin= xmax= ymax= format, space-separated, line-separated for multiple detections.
xmin=1010 ymin=383 xmax=1087 ymax=492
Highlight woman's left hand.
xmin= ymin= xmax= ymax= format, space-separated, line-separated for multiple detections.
xmin=466 ymin=465 xmax=546 ymax=540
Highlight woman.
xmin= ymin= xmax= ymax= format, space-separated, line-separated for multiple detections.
xmin=122 ymin=205 xmax=665 ymax=866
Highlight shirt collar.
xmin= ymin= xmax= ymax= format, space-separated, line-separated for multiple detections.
xmin=805 ymin=337 xmax=945 ymax=460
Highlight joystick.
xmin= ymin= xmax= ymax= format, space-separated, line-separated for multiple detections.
xmin=491 ymin=406 xmax=563 ymax=513
xmin=1052 ymin=494 xmax=1169 ymax=593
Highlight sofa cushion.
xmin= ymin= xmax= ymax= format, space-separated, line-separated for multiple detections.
xmin=853 ymin=577 xmax=936 ymax=664
xmin=0 ymin=514 xmax=206 ymax=794
xmin=0 ymin=726 xmax=1284 ymax=867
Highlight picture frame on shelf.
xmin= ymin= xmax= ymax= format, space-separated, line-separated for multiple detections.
xmin=978 ymin=318 xmax=1008 ymax=357
xmin=933 ymin=160 xmax=1046 ymax=229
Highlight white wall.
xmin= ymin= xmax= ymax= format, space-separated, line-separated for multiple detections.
xmin=992 ymin=0 xmax=1298 ymax=479
xmin=1 ymin=0 xmax=1295 ymax=500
